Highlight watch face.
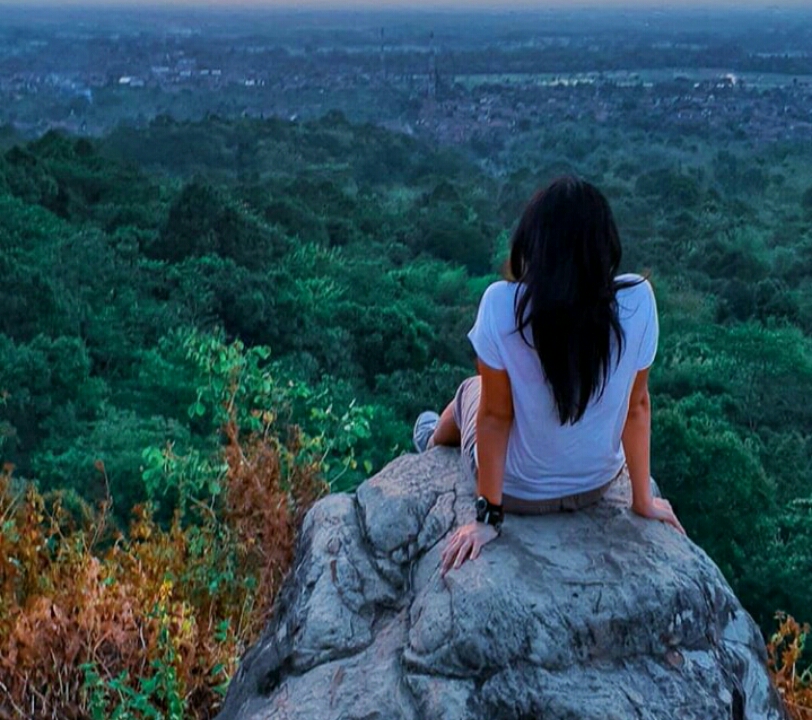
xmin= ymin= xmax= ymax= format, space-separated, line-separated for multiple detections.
xmin=475 ymin=496 xmax=488 ymax=513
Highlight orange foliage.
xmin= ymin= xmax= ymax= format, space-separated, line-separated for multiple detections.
xmin=220 ymin=420 xmax=325 ymax=643
xmin=769 ymin=613 xmax=812 ymax=720
xmin=0 ymin=422 xmax=325 ymax=719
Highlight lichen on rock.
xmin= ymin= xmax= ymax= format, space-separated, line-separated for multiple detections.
xmin=217 ymin=448 xmax=786 ymax=720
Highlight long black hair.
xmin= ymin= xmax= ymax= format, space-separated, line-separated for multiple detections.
xmin=509 ymin=176 xmax=639 ymax=425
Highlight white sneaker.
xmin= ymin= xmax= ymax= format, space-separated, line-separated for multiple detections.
xmin=413 ymin=411 xmax=439 ymax=453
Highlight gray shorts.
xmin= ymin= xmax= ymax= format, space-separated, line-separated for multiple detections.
xmin=451 ymin=376 xmax=615 ymax=515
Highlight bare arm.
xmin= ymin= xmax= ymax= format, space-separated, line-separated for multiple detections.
xmin=622 ymin=368 xmax=654 ymax=512
xmin=475 ymin=359 xmax=514 ymax=505
xmin=622 ymin=369 xmax=684 ymax=534
xmin=441 ymin=359 xmax=513 ymax=575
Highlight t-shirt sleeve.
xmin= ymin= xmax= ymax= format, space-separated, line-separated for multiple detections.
xmin=467 ymin=284 xmax=506 ymax=370
xmin=636 ymin=280 xmax=659 ymax=370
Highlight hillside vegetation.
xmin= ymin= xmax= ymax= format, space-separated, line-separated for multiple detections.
xmin=1 ymin=115 xmax=811 ymax=717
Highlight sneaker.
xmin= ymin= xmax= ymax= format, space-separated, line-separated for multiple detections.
xmin=413 ymin=411 xmax=440 ymax=453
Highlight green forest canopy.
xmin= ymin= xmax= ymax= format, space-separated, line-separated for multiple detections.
xmin=1 ymin=114 xmax=812 ymax=631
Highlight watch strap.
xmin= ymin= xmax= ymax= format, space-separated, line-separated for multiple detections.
xmin=476 ymin=496 xmax=504 ymax=530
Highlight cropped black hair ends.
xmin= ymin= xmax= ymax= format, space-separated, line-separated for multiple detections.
xmin=510 ymin=176 xmax=640 ymax=425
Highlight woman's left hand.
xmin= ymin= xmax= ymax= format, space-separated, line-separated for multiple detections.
xmin=441 ymin=522 xmax=499 ymax=576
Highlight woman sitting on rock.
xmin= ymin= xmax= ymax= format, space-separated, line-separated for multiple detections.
xmin=412 ymin=175 xmax=685 ymax=576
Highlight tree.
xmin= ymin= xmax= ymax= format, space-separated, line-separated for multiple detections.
xmin=0 ymin=334 xmax=106 ymax=475
xmin=155 ymin=181 xmax=287 ymax=266
xmin=652 ymin=394 xmax=778 ymax=625
xmin=802 ymin=185 xmax=812 ymax=217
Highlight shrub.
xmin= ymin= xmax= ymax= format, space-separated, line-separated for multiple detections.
xmin=768 ymin=613 xmax=812 ymax=720
xmin=0 ymin=331 xmax=377 ymax=718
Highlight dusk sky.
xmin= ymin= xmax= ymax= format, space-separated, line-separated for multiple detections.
xmin=2 ymin=0 xmax=811 ymax=8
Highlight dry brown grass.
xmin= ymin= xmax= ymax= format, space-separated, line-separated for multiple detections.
xmin=0 ymin=418 xmax=325 ymax=719
xmin=769 ymin=613 xmax=812 ymax=720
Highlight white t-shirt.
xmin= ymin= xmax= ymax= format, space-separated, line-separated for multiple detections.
xmin=467 ymin=273 xmax=658 ymax=500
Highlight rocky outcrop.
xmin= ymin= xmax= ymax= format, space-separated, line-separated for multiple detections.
xmin=217 ymin=448 xmax=786 ymax=720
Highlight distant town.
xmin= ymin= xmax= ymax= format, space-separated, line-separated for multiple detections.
xmin=1 ymin=6 xmax=810 ymax=147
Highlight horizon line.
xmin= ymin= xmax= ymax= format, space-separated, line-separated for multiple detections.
xmin=1 ymin=1 xmax=811 ymax=10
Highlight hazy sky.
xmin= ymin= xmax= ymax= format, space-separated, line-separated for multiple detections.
xmin=2 ymin=0 xmax=811 ymax=8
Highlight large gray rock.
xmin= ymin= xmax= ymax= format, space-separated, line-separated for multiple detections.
xmin=217 ymin=448 xmax=786 ymax=720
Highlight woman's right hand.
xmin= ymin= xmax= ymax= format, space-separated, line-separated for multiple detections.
xmin=632 ymin=497 xmax=685 ymax=535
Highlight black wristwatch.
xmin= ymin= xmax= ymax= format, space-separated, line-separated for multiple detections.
xmin=475 ymin=496 xmax=504 ymax=532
